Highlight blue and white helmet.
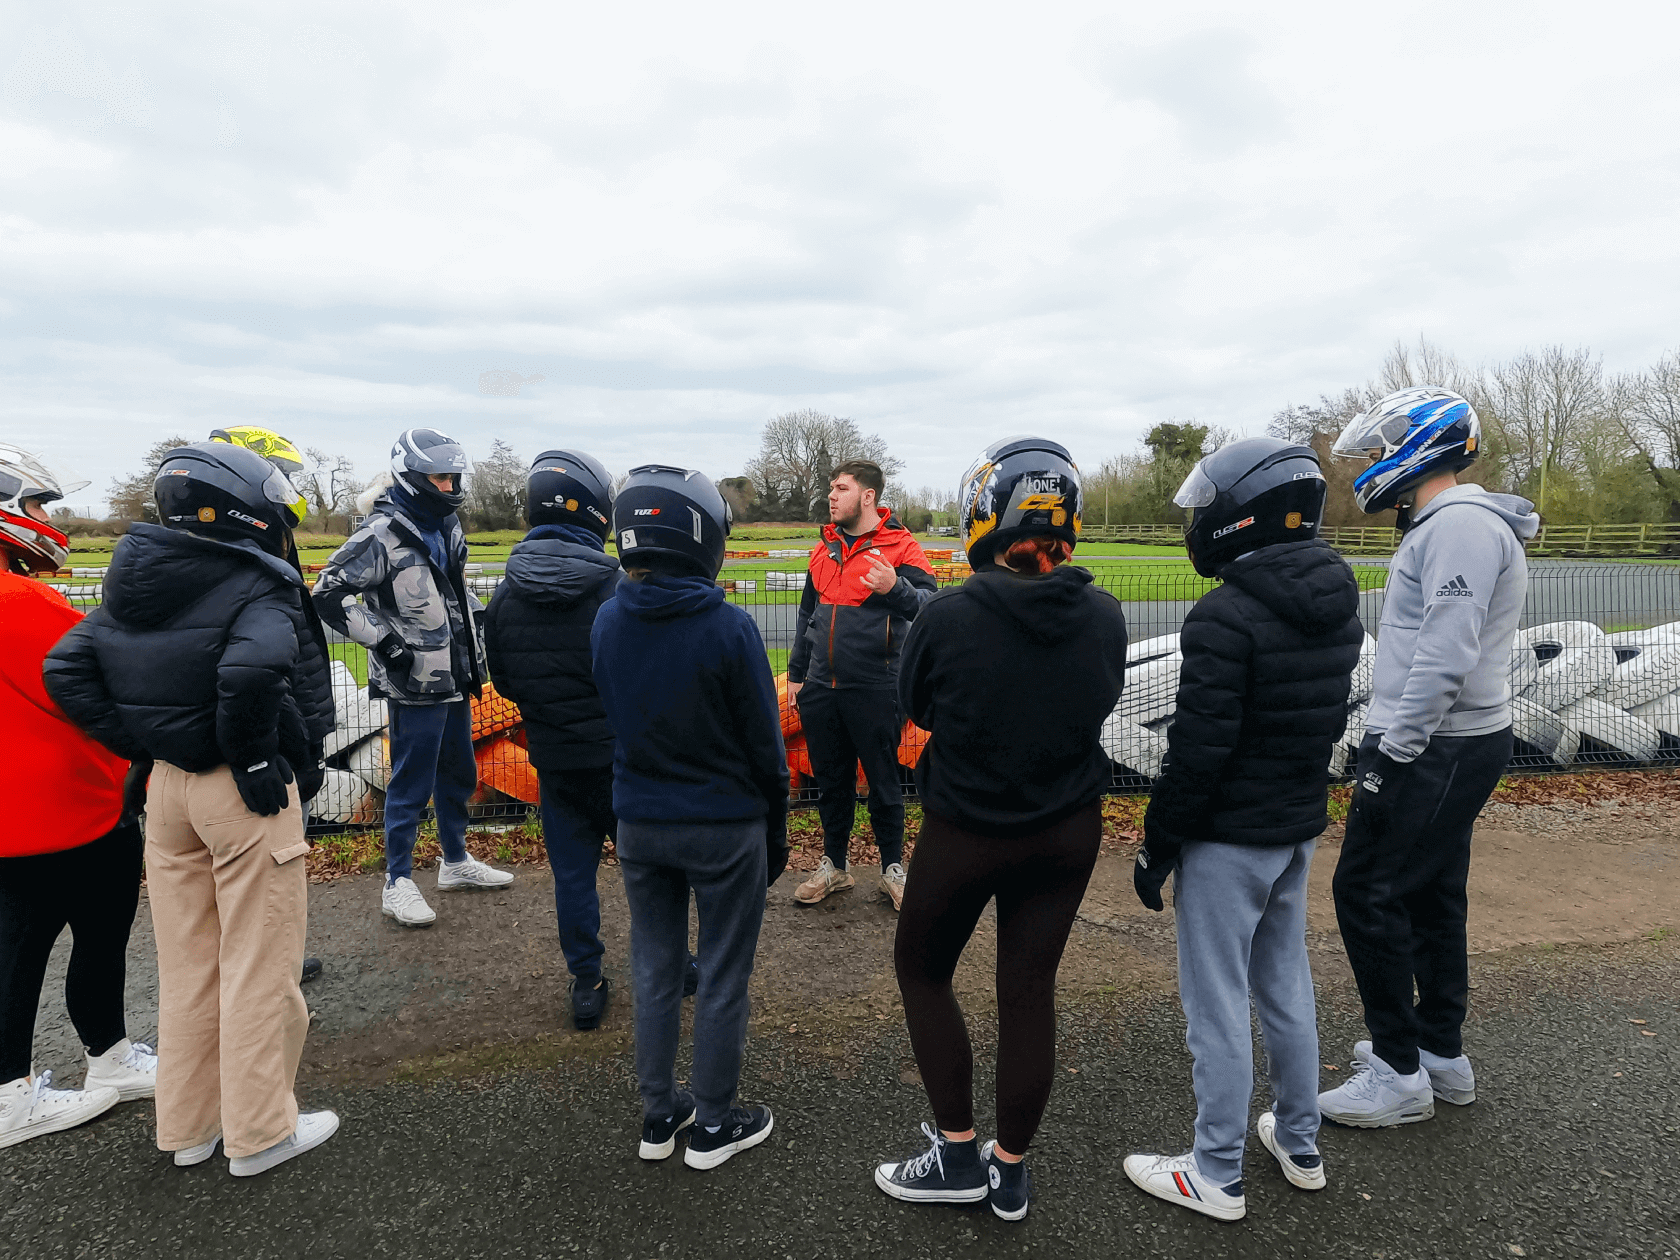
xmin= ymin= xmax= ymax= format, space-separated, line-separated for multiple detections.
xmin=1332 ymin=387 xmax=1480 ymax=514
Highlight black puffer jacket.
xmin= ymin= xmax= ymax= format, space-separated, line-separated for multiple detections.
xmin=43 ymin=524 xmax=334 ymax=775
xmin=483 ymin=529 xmax=621 ymax=773
xmin=898 ymin=563 xmax=1128 ymax=837
xmin=1144 ymin=539 xmax=1363 ymax=857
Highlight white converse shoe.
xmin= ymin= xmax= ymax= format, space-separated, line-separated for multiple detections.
xmin=1353 ymin=1039 xmax=1477 ymax=1105
xmin=436 ymin=855 xmax=515 ymax=889
xmin=1318 ymin=1048 xmax=1435 ymax=1127
xmin=1123 ymin=1151 xmax=1246 ymax=1221
xmin=0 ymin=1072 xmax=120 ymax=1149
xmin=174 ymin=1134 xmax=222 ymax=1166
xmin=228 ymin=1110 xmax=340 ymax=1177
xmin=880 ymin=863 xmax=907 ymax=912
xmin=1256 ymin=1111 xmax=1326 ymax=1190
xmin=381 ymin=876 xmax=437 ymax=927
xmin=84 ymin=1038 xmax=158 ymax=1102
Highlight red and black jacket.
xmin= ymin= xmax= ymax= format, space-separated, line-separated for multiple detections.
xmin=787 ymin=511 xmax=937 ymax=690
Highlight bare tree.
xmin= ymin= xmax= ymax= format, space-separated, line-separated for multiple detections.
xmin=107 ymin=435 xmax=195 ymax=522
xmin=1483 ymin=346 xmax=1604 ymax=502
xmin=741 ymin=410 xmax=902 ymax=521
xmin=294 ymin=448 xmax=362 ymax=529
xmin=1615 ymin=349 xmax=1680 ymax=519
xmin=466 ymin=439 xmax=526 ymax=531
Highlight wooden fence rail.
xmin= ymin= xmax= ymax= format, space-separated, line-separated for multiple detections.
xmin=1079 ymin=521 xmax=1680 ymax=557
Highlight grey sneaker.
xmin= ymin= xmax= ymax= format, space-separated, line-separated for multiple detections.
xmin=794 ymin=857 xmax=855 ymax=905
xmin=1354 ymin=1040 xmax=1476 ymax=1105
xmin=881 ymin=863 xmax=907 ymax=912
xmin=1318 ymin=1049 xmax=1434 ymax=1128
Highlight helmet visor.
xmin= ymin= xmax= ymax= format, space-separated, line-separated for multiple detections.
xmin=0 ymin=446 xmax=88 ymax=504
xmin=1332 ymin=410 xmax=1412 ymax=459
xmin=1172 ymin=463 xmax=1218 ymax=510
xmin=259 ymin=465 xmax=306 ymax=526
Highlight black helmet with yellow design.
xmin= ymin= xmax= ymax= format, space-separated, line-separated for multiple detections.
xmin=209 ymin=425 xmax=308 ymax=524
xmin=958 ymin=435 xmax=1082 ymax=567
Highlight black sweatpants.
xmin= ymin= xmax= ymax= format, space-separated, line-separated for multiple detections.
xmin=0 ymin=822 xmax=143 ymax=1081
xmin=893 ymin=803 xmax=1100 ymax=1155
xmin=796 ymin=684 xmax=904 ymax=869
xmin=1332 ymin=727 xmax=1512 ymax=1075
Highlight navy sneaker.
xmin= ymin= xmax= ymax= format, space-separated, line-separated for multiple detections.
xmin=982 ymin=1141 xmax=1034 ymax=1220
xmin=571 ymin=976 xmax=609 ymax=1030
xmin=300 ymin=957 xmax=322 ymax=984
xmin=875 ymin=1124 xmax=989 ymax=1205
xmin=684 ymin=1105 xmax=774 ymax=1170
xmin=639 ymin=1091 xmax=697 ymax=1161
xmin=684 ymin=953 xmax=699 ymax=998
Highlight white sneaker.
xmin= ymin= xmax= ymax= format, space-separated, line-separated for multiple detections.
xmin=1123 ymin=1151 xmax=1246 ymax=1221
xmin=0 ymin=1072 xmax=120 ymax=1149
xmin=1256 ymin=1111 xmax=1326 ymax=1190
xmin=1318 ymin=1048 xmax=1435 ymax=1127
xmin=794 ymin=857 xmax=855 ymax=905
xmin=437 ymin=854 xmax=515 ymax=890
xmin=174 ymin=1134 xmax=222 ymax=1167
xmin=880 ymin=863 xmax=907 ymax=912
xmin=1353 ymin=1039 xmax=1476 ymax=1106
xmin=228 ymin=1110 xmax=340 ymax=1177
xmin=381 ymin=876 xmax=437 ymax=927
xmin=84 ymin=1038 xmax=158 ymax=1102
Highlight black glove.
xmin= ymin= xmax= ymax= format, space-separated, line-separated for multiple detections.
xmin=374 ymin=633 xmax=415 ymax=680
xmin=232 ymin=756 xmax=294 ymax=817
xmin=295 ymin=745 xmax=326 ymax=806
xmin=1134 ymin=847 xmax=1173 ymax=912
xmin=766 ymin=827 xmax=790 ymax=887
xmin=120 ymin=759 xmax=153 ymax=824
xmin=1353 ymin=749 xmax=1410 ymax=838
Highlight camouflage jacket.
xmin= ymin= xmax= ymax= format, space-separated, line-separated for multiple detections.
xmin=311 ymin=498 xmax=486 ymax=705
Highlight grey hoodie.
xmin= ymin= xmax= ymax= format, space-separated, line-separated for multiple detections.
xmin=1366 ymin=483 xmax=1541 ymax=761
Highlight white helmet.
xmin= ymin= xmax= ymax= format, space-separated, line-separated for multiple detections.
xmin=0 ymin=445 xmax=86 ymax=574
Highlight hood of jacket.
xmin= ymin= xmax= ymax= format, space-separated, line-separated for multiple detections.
xmin=1412 ymin=482 xmax=1541 ymax=540
xmin=821 ymin=508 xmax=911 ymax=546
xmin=962 ymin=563 xmax=1096 ymax=646
xmin=1220 ymin=539 xmax=1360 ymax=637
xmin=613 ymin=572 xmax=726 ymax=622
xmin=504 ymin=534 xmax=621 ymax=607
xmin=102 ymin=523 xmax=300 ymax=628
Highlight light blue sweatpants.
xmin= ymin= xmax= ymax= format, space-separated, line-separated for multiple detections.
xmin=1175 ymin=838 xmax=1320 ymax=1185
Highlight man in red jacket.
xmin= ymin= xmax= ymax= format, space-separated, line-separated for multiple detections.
xmin=787 ymin=461 xmax=936 ymax=910
xmin=0 ymin=445 xmax=156 ymax=1149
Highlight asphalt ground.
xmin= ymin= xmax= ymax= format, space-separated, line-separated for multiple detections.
xmin=5 ymin=927 xmax=1677 ymax=1259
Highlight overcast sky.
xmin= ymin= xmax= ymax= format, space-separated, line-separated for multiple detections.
xmin=3 ymin=0 xmax=1677 ymax=511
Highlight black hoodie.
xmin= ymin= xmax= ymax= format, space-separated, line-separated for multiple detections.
xmin=44 ymin=523 xmax=334 ymax=775
xmin=897 ymin=563 xmax=1129 ymax=837
xmin=482 ymin=529 xmax=623 ymax=773
xmin=1144 ymin=538 xmax=1364 ymax=856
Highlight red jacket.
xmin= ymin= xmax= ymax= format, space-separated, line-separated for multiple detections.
xmin=0 ymin=572 xmax=128 ymax=857
xmin=787 ymin=511 xmax=936 ymax=689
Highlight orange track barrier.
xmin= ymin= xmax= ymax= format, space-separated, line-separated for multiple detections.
xmin=475 ymin=733 xmax=541 ymax=804
xmin=470 ymin=683 xmax=523 ymax=743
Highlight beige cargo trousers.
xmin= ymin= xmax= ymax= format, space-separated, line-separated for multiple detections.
xmin=145 ymin=762 xmax=310 ymax=1159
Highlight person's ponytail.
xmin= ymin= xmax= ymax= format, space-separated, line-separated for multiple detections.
xmin=1000 ymin=535 xmax=1073 ymax=574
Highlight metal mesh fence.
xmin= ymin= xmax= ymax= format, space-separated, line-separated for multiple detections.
xmin=39 ymin=554 xmax=1680 ymax=831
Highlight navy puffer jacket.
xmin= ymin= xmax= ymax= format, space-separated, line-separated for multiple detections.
xmin=43 ymin=524 xmax=334 ymax=775
xmin=1144 ymin=539 xmax=1364 ymax=855
xmin=483 ymin=529 xmax=622 ymax=773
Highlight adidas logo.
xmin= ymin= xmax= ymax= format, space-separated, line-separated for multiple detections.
xmin=1435 ymin=574 xmax=1474 ymax=598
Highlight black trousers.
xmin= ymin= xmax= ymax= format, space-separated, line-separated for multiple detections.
xmin=0 ymin=822 xmax=143 ymax=1081
xmin=893 ymin=803 xmax=1100 ymax=1154
xmin=1332 ymin=727 xmax=1512 ymax=1075
xmin=795 ymin=684 xmax=904 ymax=869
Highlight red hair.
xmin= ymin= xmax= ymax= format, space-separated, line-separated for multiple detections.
xmin=1000 ymin=535 xmax=1073 ymax=574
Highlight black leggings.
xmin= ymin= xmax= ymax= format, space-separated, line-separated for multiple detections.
xmin=893 ymin=803 xmax=1100 ymax=1155
xmin=0 ymin=822 xmax=143 ymax=1081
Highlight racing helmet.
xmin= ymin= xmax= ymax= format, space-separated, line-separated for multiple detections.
xmin=391 ymin=428 xmax=469 ymax=515
xmin=958 ymin=435 xmax=1082 ymax=568
xmin=1175 ymin=437 xmax=1326 ymax=578
xmin=0 ymin=445 xmax=86 ymax=574
xmin=527 ymin=449 xmax=614 ymax=539
xmin=154 ymin=442 xmax=304 ymax=557
xmin=1332 ymin=387 xmax=1480 ymax=514
xmin=209 ymin=425 xmax=309 ymax=524
xmin=613 ymin=464 xmax=731 ymax=578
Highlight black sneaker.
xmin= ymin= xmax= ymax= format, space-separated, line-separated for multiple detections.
xmin=683 ymin=1105 xmax=774 ymax=1170
xmin=638 ymin=1091 xmax=697 ymax=1161
xmin=571 ymin=976 xmax=609 ymax=1030
xmin=300 ymin=957 xmax=323 ymax=984
xmin=684 ymin=953 xmax=699 ymax=998
xmin=982 ymin=1141 xmax=1034 ymax=1220
xmin=875 ymin=1124 xmax=989 ymax=1205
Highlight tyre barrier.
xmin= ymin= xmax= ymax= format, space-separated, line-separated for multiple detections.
xmin=1554 ymin=696 xmax=1663 ymax=763
xmin=1630 ymin=693 xmax=1680 ymax=738
xmin=1349 ymin=635 xmax=1378 ymax=706
xmin=1510 ymin=695 xmax=1581 ymax=767
xmin=1516 ymin=621 xmax=1617 ymax=710
xmin=1112 ymin=654 xmax=1181 ymax=727
xmin=1102 ymin=712 xmax=1168 ymax=780
xmin=1595 ymin=642 xmax=1680 ymax=710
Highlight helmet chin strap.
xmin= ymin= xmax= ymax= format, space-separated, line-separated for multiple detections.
xmin=1394 ymin=490 xmax=1417 ymax=535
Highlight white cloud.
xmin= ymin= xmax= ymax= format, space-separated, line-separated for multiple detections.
xmin=1 ymin=0 xmax=1677 ymax=507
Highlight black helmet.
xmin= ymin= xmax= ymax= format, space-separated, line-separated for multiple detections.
xmin=154 ymin=442 xmax=304 ymax=557
xmin=613 ymin=464 xmax=732 ymax=578
xmin=959 ymin=435 xmax=1083 ymax=567
xmin=527 ymin=449 xmax=613 ymax=539
xmin=1175 ymin=437 xmax=1326 ymax=578
xmin=390 ymin=428 xmax=469 ymax=515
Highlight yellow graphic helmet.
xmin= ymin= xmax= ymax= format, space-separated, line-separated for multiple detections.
xmin=209 ymin=426 xmax=308 ymax=524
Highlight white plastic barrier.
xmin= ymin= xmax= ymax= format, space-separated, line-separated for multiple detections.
xmin=1102 ymin=712 xmax=1167 ymax=779
xmin=1630 ymin=692 xmax=1680 ymax=738
xmin=1349 ymin=634 xmax=1379 ymax=706
xmin=312 ymin=768 xmax=376 ymax=825
xmin=1518 ymin=621 xmax=1616 ymax=710
xmin=1596 ymin=643 xmax=1680 ymax=709
xmin=1112 ymin=655 xmax=1182 ymax=726
xmin=349 ymin=734 xmax=392 ymax=790
xmin=1127 ymin=633 xmax=1180 ymax=665
xmin=1555 ymin=696 xmax=1662 ymax=763
xmin=325 ymin=660 xmax=388 ymax=757
xmin=1510 ymin=695 xmax=1580 ymax=766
